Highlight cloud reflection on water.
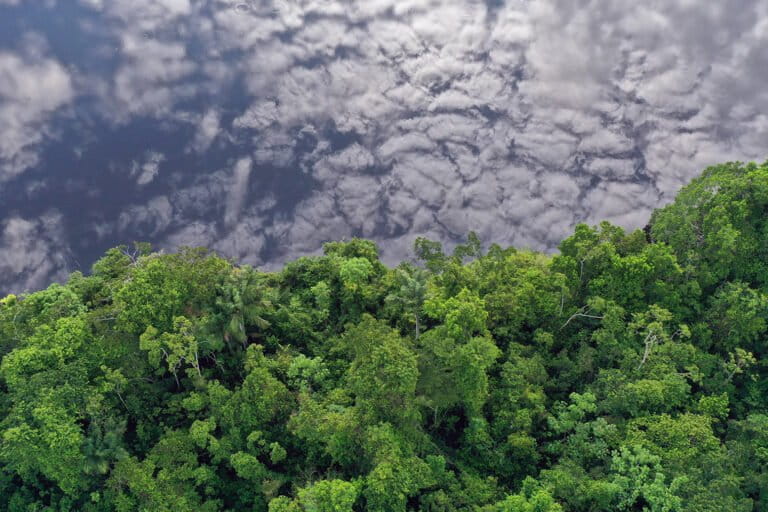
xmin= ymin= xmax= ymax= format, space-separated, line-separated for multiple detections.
xmin=1 ymin=0 xmax=767 ymax=292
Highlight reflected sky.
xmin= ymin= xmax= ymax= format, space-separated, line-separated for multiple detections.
xmin=1 ymin=0 xmax=767 ymax=293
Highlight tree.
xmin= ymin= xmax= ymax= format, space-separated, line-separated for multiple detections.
xmin=2 ymin=160 xmax=768 ymax=511
xmin=419 ymin=288 xmax=501 ymax=419
xmin=139 ymin=316 xmax=203 ymax=386
xmin=650 ymin=161 xmax=768 ymax=290
xmin=609 ymin=445 xmax=685 ymax=512
xmin=344 ymin=316 xmax=420 ymax=428
xmin=269 ymin=479 xmax=360 ymax=512
xmin=480 ymin=478 xmax=562 ymax=512
xmin=384 ymin=266 xmax=428 ymax=339
xmin=211 ymin=266 xmax=272 ymax=350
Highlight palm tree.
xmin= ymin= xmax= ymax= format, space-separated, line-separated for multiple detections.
xmin=215 ymin=267 xmax=272 ymax=350
xmin=82 ymin=417 xmax=129 ymax=475
xmin=385 ymin=267 xmax=428 ymax=339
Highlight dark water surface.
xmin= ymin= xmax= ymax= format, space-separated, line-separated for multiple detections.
xmin=1 ymin=0 xmax=766 ymax=293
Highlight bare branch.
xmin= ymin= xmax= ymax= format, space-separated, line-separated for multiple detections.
xmin=637 ymin=330 xmax=658 ymax=370
xmin=559 ymin=307 xmax=604 ymax=330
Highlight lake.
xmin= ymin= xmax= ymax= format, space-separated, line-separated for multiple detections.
xmin=1 ymin=0 xmax=766 ymax=293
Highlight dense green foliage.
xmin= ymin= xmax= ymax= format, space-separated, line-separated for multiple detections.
xmin=3 ymin=161 xmax=768 ymax=511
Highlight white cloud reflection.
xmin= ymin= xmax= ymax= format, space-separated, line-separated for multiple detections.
xmin=1 ymin=0 xmax=767 ymax=292
xmin=0 ymin=36 xmax=74 ymax=182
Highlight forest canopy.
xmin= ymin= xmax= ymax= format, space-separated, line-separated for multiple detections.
xmin=2 ymin=161 xmax=768 ymax=511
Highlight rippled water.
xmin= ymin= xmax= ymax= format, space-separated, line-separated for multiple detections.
xmin=1 ymin=0 xmax=766 ymax=293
